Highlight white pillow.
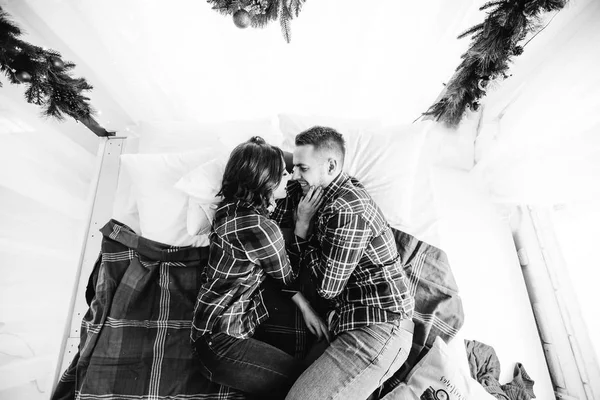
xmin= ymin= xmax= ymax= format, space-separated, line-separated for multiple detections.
xmin=136 ymin=118 xmax=283 ymax=154
xmin=278 ymin=113 xmax=383 ymax=151
xmin=120 ymin=149 xmax=222 ymax=247
xmin=278 ymin=113 xmax=427 ymax=229
xmin=386 ymin=336 xmax=495 ymax=399
xmin=175 ymin=157 xmax=227 ymax=236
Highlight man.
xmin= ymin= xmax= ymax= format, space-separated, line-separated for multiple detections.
xmin=280 ymin=126 xmax=415 ymax=400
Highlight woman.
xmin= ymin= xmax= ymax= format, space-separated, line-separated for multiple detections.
xmin=191 ymin=136 xmax=326 ymax=399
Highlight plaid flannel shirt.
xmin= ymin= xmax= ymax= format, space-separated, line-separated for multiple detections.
xmin=191 ymin=200 xmax=299 ymax=341
xmin=273 ymin=173 xmax=415 ymax=335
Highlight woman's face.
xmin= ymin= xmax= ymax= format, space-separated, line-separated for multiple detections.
xmin=273 ymin=159 xmax=291 ymax=200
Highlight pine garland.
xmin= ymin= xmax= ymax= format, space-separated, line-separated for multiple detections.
xmin=423 ymin=0 xmax=568 ymax=127
xmin=0 ymin=6 xmax=94 ymax=121
xmin=208 ymin=0 xmax=306 ymax=43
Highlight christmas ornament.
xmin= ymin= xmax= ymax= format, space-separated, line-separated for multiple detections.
xmin=50 ymin=56 xmax=64 ymax=69
xmin=477 ymin=78 xmax=489 ymax=91
xmin=15 ymin=70 xmax=32 ymax=83
xmin=208 ymin=0 xmax=305 ymax=41
xmin=233 ymin=9 xmax=251 ymax=28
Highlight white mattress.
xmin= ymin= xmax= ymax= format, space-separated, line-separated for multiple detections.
xmin=428 ymin=167 xmax=554 ymax=399
xmin=111 ymin=139 xmax=554 ymax=399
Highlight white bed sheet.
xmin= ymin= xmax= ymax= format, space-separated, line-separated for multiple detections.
xmin=429 ymin=167 xmax=554 ymax=399
xmin=111 ymin=139 xmax=554 ymax=399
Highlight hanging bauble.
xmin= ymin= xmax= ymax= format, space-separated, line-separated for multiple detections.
xmin=15 ymin=71 xmax=32 ymax=83
xmin=471 ymin=101 xmax=480 ymax=112
xmin=233 ymin=9 xmax=251 ymax=28
xmin=50 ymin=57 xmax=64 ymax=69
xmin=477 ymin=77 xmax=489 ymax=91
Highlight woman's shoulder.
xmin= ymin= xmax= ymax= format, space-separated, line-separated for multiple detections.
xmin=215 ymin=200 xmax=277 ymax=234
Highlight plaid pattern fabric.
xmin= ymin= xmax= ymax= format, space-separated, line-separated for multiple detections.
xmin=380 ymin=228 xmax=465 ymax=395
xmin=52 ymin=220 xmax=462 ymax=399
xmin=277 ymin=173 xmax=415 ymax=335
xmin=271 ymin=180 xmax=302 ymax=230
xmin=191 ymin=200 xmax=299 ymax=341
xmin=52 ymin=219 xmax=307 ymax=400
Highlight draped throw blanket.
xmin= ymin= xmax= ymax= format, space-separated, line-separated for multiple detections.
xmin=381 ymin=228 xmax=465 ymax=396
xmin=53 ymin=221 xmax=463 ymax=400
xmin=53 ymin=220 xmax=247 ymax=400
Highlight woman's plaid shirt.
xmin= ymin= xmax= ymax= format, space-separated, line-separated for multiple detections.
xmin=191 ymin=200 xmax=298 ymax=341
xmin=273 ymin=173 xmax=415 ymax=336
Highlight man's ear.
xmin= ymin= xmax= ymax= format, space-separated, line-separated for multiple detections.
xmin=327 ymin=158 xmax=338 ymax=175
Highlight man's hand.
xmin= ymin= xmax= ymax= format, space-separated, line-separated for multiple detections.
xmin=294 ymin=186 xmax=323 ymax=239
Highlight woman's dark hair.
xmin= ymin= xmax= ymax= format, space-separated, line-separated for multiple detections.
xmin=218 ymin=136 xmax=284 ymax=213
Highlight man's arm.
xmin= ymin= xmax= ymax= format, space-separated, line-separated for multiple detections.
xmin=302 ymin=210 xmax=371 ymax=299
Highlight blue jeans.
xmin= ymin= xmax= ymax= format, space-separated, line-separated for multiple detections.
xmin=285 ymin=319 xmax=414 ymax=400
xmin=193 ymin=332 xmax=304 ymax=399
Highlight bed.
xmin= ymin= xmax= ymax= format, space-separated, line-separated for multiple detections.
xmin=52 ymin=115 xmax=555 ymax=399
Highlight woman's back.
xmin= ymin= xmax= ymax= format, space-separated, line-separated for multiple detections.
xmin=191 ymin=200 xmax=294 ymax=340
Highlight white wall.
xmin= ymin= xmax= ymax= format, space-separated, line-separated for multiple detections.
xmin=0 ymin=80 xmax=97 ymax=398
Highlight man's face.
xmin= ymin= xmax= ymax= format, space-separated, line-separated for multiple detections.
xmin=292 ymin=145 xmax=329 ymax=195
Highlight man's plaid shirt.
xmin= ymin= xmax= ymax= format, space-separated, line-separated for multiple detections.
xmin=191 ymin=200 xmax=298 ymax=341
xmin=272 ymin=173 xmax=415 ymax=335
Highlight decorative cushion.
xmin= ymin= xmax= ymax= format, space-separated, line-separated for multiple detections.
xmin=175 ymin=157 xmax=227 ymax=236
xmin=387 ymin=336 xmax=495 ymax=399
xmin=120 ymin=149 xmax=222 ymax=247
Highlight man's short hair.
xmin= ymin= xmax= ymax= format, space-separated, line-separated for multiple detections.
xmin=295 ymin=126 xmax=345 ymax=164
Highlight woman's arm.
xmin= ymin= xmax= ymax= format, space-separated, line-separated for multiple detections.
xmin=291 ymin=292 xmax=330 ymax=342
xmin=294 ymin=186 xmax=324 ymax=239
xmin=242 ymin=217 xmax=298 ymax=285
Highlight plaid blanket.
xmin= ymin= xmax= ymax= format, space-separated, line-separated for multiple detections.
xmin=52 ymin=219 xmax=309 ymax=400
xmin=380 ymin=228 xmax=465 ymax=396
xmin=53 ymin=221 xmax=462 ymax=400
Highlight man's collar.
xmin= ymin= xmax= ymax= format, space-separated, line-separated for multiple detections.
xmin=321 ymin=172 xmax=349 ymax=206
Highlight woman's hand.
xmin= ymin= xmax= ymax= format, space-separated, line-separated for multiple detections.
xmin=294 ymin=186 xmax=323 ymax=239
xmin=291 ymin=292 xmax=330 ymax=342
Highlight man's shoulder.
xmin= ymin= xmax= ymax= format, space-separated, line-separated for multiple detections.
xmin=329 ymin=178 xmax=372 ymax=213
xmin=326 ymin=177 xmax=391 ymax=228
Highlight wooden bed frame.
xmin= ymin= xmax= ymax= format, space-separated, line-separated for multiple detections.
xmin=52 ymin=137 xmax=126 ymax=394
xmin=52 ymin=135 xmax=600 ymax=399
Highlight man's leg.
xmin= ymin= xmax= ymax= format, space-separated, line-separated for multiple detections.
xmin=285 ymin=320 xmax=413 ymax=400
xmin=193 ymin=332 xmax=304 ymax=399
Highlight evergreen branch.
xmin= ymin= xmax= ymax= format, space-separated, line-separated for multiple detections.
xmin=457 ymin=23 xmax=484 ymax=40
xmin=206 ymin=0 xmax=303 ymax=42
xmin=288 ymin=0 xmax=305 ymax=18
xmin=480 ymin=0 xmax=507 ymax=12
xmin=279 ymin=0 xmax=292 ymax=43
xmin=251 ymin=1 xmax=279 ymax=28
xmin=423 ymin=0 xmax=568 ymax=127
xmin=0 ymin=6 xmax=94 ymax=121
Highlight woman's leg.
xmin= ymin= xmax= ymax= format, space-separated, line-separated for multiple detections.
xmin=285 ymin=320 xmax=413 ymax=400
xmin=193 ymin=332 xmax=304 ymax=399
